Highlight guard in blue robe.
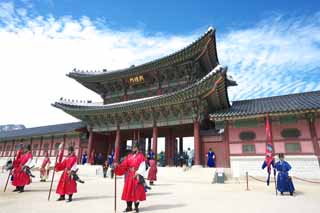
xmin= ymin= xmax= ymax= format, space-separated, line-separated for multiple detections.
xmin=275 ymin=153 xmax=295 ymax=195
xmin=207 ymin=148 xmax=216 ymax=168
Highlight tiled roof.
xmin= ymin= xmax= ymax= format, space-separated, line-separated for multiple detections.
xmin=210 ymin=91 xmax=320 ymax=120
xmin=53 ymin=65 xmax=229 ymax=114
xmin=0 ymin=122 xmax=85 ymax=141
xmin=68 ymin=27 xmax=218 ymax=81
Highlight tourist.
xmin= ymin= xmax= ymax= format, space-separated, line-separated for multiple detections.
xmin=55 ymin=145 xmax=79 ymax=202
xmin=108 ymin=150 xmax=114 ymax=178
xmin=114 ymin=141 xmax=146 ymax=212
xmin=12 ymin=144 xmax=33 ymax=193
xmin=206 ymin=148 xmax=216 ymax=168
xmin=81 ymin=151 xmax=88 ymax=165
xmin=147 ymin=158 xmax=157 ymax=185
xmin=96 ymin=152 xmax=104 ymax=165
xmin=275 ymin=153 xmax=295 ymax=196
xmin=187 ymin=148 xmax=193 ymax=169
xmin=159 ymin=151 xmax=165 ymax=167
xmin=173 ymin=152 xmax=179 ymax=167
xmin=40 ymin=151 xmax=51 ymax=182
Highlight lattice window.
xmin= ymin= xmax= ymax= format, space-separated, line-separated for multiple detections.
xmin=285 ymin=143 xmax=301 ymax=153
xmin=281 ymin=128 xmax=301 ymax=138
xmin=239 ymin=131 xmax=256 ymax=141
xmin=242 ymin=144 xmax=255 ymax=153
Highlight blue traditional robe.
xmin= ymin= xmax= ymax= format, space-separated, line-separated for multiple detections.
xmin=275 ymin=160 xmax=295 ymax=194
xmin=207 ymin=151 xmax=215 ymax=167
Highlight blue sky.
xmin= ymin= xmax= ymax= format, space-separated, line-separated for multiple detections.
xmin=0 ymin=0 xmax=320 ymax=127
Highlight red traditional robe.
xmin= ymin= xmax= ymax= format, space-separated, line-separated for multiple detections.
xmin=40 ymin=154 xmax=51 ymax=180
xmin=12 ymin=149 xmax=23 ymax=180
xmin=147 ymin=159 xmax=157 ymax=181
xmin=12 ymin=152 xmax=33 ymax=187
xmin=115 ymin=152 xmax=146 ymax=202
xmin=55 ymin=151 xmax=78 ymax=195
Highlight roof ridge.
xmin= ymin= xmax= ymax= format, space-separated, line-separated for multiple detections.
xmin=69 ymin=27 xmax=216 ymax=76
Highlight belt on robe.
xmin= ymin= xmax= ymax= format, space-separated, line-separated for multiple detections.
xmin=129 ymin=167 xmax=138 ymax=172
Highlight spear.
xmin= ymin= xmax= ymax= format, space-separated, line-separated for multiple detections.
xmin=48 ymin=143 xmax=63 ymax=201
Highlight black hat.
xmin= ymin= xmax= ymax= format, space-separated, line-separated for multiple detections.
xmin=132 ymin=140 xmax=140 ymax=149
xmin=68 ymin=146 xmax=74 ymax=152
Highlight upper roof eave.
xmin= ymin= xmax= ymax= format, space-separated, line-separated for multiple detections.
xmin=53 ymin=65 xmax=228 ymax=114
xmin=67 ymin=27 xmax=218 ymax=83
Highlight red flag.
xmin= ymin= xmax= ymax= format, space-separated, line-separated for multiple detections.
xmin=265 ymin=115 xmax=274 ymax=169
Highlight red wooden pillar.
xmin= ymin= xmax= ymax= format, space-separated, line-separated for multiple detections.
xmin=87 ymin=129 xmax=94 ymax=164
xmin=224 ymin=121 xmax=231 ymax=167
xmin=308 ymin=116 xmax=320 ymax=162
xmin=114 ymin=126 xmax=121 ymax=162
xmin=133 ymin=130 xmax=136 ymax=141
xmin=194 ymin=120 xmax=201 ymax=165
xmin=38 ymin=136 xmax=43 ymax=157
xmin=1 ymin=141 xmax=6 ymax=157
xmin=137 ymin=130 xmax=140 ymax=142
xmin=152 ymin=126 xmax=158 ymax=160
xmin=49 ymin=136 xmax=54 ymax=157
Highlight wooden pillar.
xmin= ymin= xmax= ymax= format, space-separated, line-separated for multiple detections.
xmin=1 ymin=141 xmax=6 ymax=157
xmin=49 ymin=136 xmax=54 ymax=156
xmin=137 ymin=130 xmax=140 ymax=141
xmin=133 ymin=130 xmax=136 ymax=141
xmin=114 ymin=126 xmax=121 ymax=162
xmin=194 ymin=121 xmax=201 ymax=165
xmin=38 ymin=136 xmax=43 ymax=157
xmin=179 ymin=137 xmax=183 ymax=154
xmin=308 ymin=116 xmax=320 ymax=164
xmin=152 ymin=126 xmax=158 ymax=160
xmin=10 ymin=140 xmax=16 ymax=157
xmin=87 ymin=129 xmax=94 ymax=164
xmin=224 ymin=121 xmax=231 ymax=167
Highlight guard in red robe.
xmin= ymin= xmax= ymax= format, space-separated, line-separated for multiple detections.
xmin=40 ymin=151 xmax=51 ymax=182
xmin=12 ymin=144 xmax=33 ymax=193
xmin=11 ymin=144 xmax=24 ymax=192
xmin=115 ymin=141 xmax=146 ymax=212
xmin=55 ymin=145 xmax=78 ymax=202
xmin=147 ymin=159 xmax=157 ymax=185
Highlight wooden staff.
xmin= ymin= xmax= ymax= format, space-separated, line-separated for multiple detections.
xmin=114 ymin=171 xmax=117 ymax=213
xmin=273 ymin=169 xmax=277 ymax=196
xmin=3 ymin=167 xmax=12 ymax=192
xmin=4 ymin=155 xmax=17 ymax=192
xmin=48 ymin=144 xmax=63 ymax=201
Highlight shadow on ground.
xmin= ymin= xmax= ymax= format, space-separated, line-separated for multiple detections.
xmin=139 ymin=203 xmax=187 ymax=212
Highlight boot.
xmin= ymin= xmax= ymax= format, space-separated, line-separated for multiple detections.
xmin=57 ymin=195 xmax=65 ymax=201
xmin=66 ymin=194 xmax=73 ymax=202
xmin=123 ymin=201 xmax=132 ymax=212
xmin=13 ymin=187 xmax=19 ymax=192
xmin=134 ymin=202 xmax=140 ymax=212
xmin=18 ymin=186 xmax=24 ymax=193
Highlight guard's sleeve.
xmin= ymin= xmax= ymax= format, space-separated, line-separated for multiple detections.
xmin=114 ymin=157 xmax=129 ymax=176
xmin=55 ymin=159 xmax=66 ymax=172
xmin=136 ymin=161 xmax=146 ymax=177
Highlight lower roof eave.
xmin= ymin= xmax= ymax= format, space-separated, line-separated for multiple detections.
xmin=210 ymin=109 xmax=320 ymax=121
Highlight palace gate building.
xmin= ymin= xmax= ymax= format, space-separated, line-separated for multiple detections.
xmin=0 ymin=28 xmax=320 ymax=178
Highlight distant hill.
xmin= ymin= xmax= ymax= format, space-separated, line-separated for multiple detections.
xmin=0 ymin=124 xmax=26 ymax=132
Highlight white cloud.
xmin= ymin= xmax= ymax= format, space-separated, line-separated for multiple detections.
xmin=0 ymin=2 xmax=319 ymax=128
xmin=0 ymin=2 xmax=196 ymax=127
xmin=218 ymin=13 xmax=320 ymax=101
